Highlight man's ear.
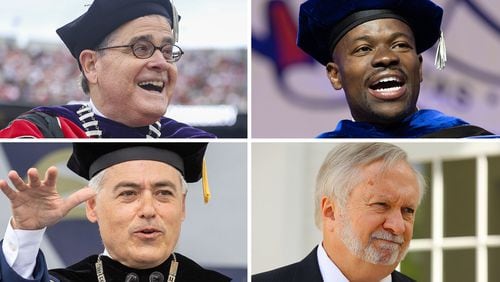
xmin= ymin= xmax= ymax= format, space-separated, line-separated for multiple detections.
xmin=326 ymin=62 xmax=343 ymax=90
xmin=79 ymin=50 xmax=98 ymax=84
xmin=86 ymin=195 xmax=98 ymax=223
xmin=321 ymin=196 xmax=337 ymax=232
xmin=418 ymin=54 xmax=423 ymax=83
xmin=181 ymin=193 xmax=186 ymax=221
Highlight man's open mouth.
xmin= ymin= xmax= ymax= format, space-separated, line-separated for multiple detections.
xmin=138 ymin=228 xmax=159 ymax=234
xmin=372 ymin=235 xmax=404 ymax=246
xmin=368 ymin=76 xmax=406 ymax=100
xmin=134 ymin=227 xmax=162 ymax=239
xmin=369 ymin=77 xmax=404 ymax=92
xmin=138 ymin=81 xmax=165 ymax=93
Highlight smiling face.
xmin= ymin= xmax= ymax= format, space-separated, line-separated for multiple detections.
xmin=86 ymin=160 xmax=186 ymax=269
xmin=327 ymin=18 xmax=423 ymax=125
xmin=322 ymin=159 xmax=420 ymax=280
xmin=81 ymin=15 xmax=177 ymax=127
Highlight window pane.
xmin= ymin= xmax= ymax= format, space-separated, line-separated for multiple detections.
xmin=489 ymin=247 xmax=500 ymax=282
xmin=443 ymin=159 xmax=476 ymax=237
xmin=413 ymin=162 xmax=432 ymax=239
xmin=444 ymin=249 xmax=475 ymax=282
xmin=400 ymin=251 xmax=431 ymax=282
xmin=487 ymin=156 xmax=500 ymax=235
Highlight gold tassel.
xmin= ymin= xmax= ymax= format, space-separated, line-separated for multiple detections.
xmin=434 ymin=31 xmax=447 ymax=70
xmin=202 ymin=159 xmax=211 ymax=203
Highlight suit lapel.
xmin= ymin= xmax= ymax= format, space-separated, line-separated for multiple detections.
xmin=391 ymin=270 xmax=416 ymax=282
xmin=292 ymin=246 xmax=324 ymax=282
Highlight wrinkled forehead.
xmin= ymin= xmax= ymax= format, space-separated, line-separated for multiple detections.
xmin=106 ymin=14 xmax=173 ymax=44
xmin=102 ymin=160 xmax=183 ymax=183
xmin=350 ymin=160 xmax=420 ymax=200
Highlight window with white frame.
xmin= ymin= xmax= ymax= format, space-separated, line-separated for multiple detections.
xmin=401 ymin=154 xmax=500 ymax=282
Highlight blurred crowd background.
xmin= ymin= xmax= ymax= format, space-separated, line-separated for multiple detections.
xmin=0 ymin=40 xmax=80 ymax=105
xmin=0 ymin=38 xmax=247 ymax=111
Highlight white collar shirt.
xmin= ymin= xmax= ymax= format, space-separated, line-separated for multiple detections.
xmin=316 ymin=243 xmax=392 ymax=282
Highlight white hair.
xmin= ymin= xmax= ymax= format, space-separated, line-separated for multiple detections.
xmin=315 ymin=143 xmax=426 ymax=229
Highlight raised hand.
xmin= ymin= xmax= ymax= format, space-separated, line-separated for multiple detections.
xmin=0 ymin=166 xmax=96 ymax=230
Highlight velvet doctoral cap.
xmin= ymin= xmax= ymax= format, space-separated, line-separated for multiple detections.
xmin=297 ymin=0 xmax=444 ymax=66
xmin=67 ymin=143 xmax=207 ymax=183
xmin=57 ymin=0 xmax=178 ymax=60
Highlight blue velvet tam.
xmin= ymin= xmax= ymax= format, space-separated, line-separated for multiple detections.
xmin=67 ymin=143 xmax=207 ymax=182
xmin=297 ymin=0 xmax=443 ymax=65
xmin=56 ymin=0 xmax=178 ymax=60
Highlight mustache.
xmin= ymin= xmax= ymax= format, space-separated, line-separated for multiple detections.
xmin=366 ymin=66 xmax=407 ymax=84
xmin=371 ymin=230 xmax=404 ymax=245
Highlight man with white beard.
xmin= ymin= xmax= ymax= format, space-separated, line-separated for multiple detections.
xmin=253 ymin=143 xmax=423 ymax=282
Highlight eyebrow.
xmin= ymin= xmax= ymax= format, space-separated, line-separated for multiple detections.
xmin=113 ymin=180 xmax=179 ymax=192
xmin=128 ymin=34 xmax=174 ymax=45
xmin=368 ymin=194 xmax=417 ymax=208
xmin=367 ymin=194 xmax=390 ymax=203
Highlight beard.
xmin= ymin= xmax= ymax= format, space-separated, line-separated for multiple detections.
xmin=338 ymin=215 xmax=409 ymax=265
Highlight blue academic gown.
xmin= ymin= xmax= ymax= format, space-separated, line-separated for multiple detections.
xmin=0 ymin=247 xmax=52 ymax=282
xmin=35 ymin=104 xmax=216 ymax=138
xmin=317 ymin=109 xmax=497 ymax=138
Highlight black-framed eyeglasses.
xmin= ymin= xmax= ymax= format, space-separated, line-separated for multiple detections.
xmin=96 ymin=40 xmax=184 ymax=63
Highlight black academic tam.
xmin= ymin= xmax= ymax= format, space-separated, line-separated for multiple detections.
xmin=49 ymin=253 xmax=231 ymax=282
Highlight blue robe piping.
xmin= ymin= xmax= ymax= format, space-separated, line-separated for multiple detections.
xmin=317 ymin=109 xmax=495 ymax=138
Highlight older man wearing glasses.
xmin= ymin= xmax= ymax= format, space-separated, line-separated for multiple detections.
xmin=0 ymin=0 xmax=215 ymax=138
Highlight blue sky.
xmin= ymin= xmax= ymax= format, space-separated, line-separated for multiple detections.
xmin=0 ymin=0 xmax=247 ymax=49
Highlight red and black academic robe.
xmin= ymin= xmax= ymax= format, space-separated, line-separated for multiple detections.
xmin=0 ymin=104 xmax=215 ymax=138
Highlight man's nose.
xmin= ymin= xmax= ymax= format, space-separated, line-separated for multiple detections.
xmin=383 ymin=210 xmax=406 ymax=235
xmin=139 ymin=191 xmax=157 ymax=218
xmin=146 ymin=49 xmax=169 ymax=71
xmin=371 ymin=46 xmax=400 ymax=68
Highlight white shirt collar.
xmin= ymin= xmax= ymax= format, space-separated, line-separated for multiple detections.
xmin=317 ymin=243 xmax=392 ymax=282
xmin=89 ymin=99 xmax=106 ymax=118
xmin=102 ymin=248 xmax=112 ymax=258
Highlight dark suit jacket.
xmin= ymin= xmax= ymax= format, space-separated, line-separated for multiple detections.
xmin=252 ymin=246 xmax=415 ymax=282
